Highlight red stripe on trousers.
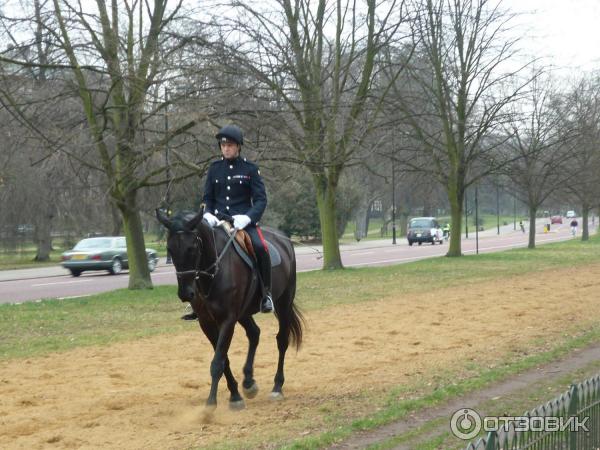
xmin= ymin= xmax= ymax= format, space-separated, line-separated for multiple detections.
xmin=256 ymin=227 xmax=269 ymax=254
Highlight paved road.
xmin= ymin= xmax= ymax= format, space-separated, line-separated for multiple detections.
xmin=0 ymin=220 xmax=593 ymax=304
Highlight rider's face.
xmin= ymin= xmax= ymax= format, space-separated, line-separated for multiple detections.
xmin=220 ymin=141 xmax=240 ymax=160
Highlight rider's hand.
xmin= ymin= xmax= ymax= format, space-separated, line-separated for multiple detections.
xmin=203 ymin=212 xmax=219 ymax=227
xmin=233 ymin=215 xmax=251 ymax=230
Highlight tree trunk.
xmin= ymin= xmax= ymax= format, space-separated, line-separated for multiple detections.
xmin=315 ymin=180 xmax=343 ymax=269
xmin=528 ymin=206 xmax=537 ymax=249
xmin=399 ymin=211 xmax=409 ymax=237
xmin=581 ymin=204 xmax=589 ymax=241
xmin=446 ymin=183 xmax=463 ymax=257
xmin=33 ymin=205 xmax=54 ymax=261
xmin=110 ymin=200 xmax=123 ymax=236
xmin=119 ymin=191 xmax=153 ymax=289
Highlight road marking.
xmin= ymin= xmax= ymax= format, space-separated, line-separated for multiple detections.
xmin=32 ymin=280 xmax=93 ymax=287
xmin=351 ymin=251 xmax=376 ymax=256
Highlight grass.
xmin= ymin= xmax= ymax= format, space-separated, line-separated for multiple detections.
xmin=2 ymin=235 xmax=600 ymax=360
xmin=2 ymin=235 xmax=600 ymax=449
xmin=277 ymin=327 xmax=600 ymax=450
xmin=370 ymin=346 xmax=600 ymax=450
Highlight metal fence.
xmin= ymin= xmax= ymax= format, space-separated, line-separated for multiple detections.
xmin=465 ymin=374 xmax=600 ymax=450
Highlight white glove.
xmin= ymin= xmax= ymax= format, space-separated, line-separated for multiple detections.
xmin=203 ymin=212 xmax=219 ymax=227
xmin=233 ymin=214 xmax=252 ymax=230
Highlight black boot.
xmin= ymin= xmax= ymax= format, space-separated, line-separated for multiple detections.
xmin=256 ymin=249 xmax=273 ymax=313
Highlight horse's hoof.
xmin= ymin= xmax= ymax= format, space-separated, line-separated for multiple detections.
xmin=243 ymin=382 xmax=259 ymax=399
xmin=269 ymin=391 xmax=284 ymax=401
xmin=201 ymin=405 xmax=216 ymax=423
xmin=229 ymin=399 xmax=246 ymax=411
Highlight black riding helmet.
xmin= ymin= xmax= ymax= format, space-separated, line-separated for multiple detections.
xmin=216 ymin=124 xmax=244 ymax=146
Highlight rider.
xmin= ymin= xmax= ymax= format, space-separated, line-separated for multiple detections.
xmin=202 ymin=124 xmax=274 ymax=313
xmin=442 ymin=222 xmax=450 ymax=240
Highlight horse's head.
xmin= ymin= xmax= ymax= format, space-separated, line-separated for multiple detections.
xmin=156 ymin=209 xmax=205 ymax=302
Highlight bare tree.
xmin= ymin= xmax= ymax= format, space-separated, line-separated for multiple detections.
xmin=561 ymin=76 xmax=600 ymax=241
xmin=210 ymin=0 xmax=409 ymax=269
xmin=390 ymin=0 xmax=533 ymax=256
xmin=503 ymin=75 xmax=573 ymax=248
xmin=0 ymin=1 xmax=211 ymax=287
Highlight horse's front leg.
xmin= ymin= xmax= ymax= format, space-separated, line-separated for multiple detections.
xmin=206 ymin=319 xmax=236 ymax=410
xmin=239 ymin=317 xmax=261 ymax=398
xmin=198 ymin=316 xmax=244 ymax=411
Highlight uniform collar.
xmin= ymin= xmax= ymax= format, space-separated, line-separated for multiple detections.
xmin=223 ymin=155 xmax=241 ymax=163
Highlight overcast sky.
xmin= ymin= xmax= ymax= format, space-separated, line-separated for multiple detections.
xmin=502 ymin=0 xmax=600 ymax=75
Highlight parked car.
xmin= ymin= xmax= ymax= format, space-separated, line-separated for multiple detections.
xmin=566 ymin=210 xmax=576 ymax=218
xmin=407 ymin=217 xmax=444 ymax=246
xmin=61 ymin=237 xmax=158 ymax=277
xmin=550 ymin=215 xmax=563 ymax=224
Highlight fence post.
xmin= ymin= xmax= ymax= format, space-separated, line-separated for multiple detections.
xmin=485 ymin=431 xmax=496 ymax=450
xmin=568 ymin=384 xmax=579 ymax=450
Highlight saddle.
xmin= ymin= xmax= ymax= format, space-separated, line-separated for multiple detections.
xmin=218 ymin=222 xmax=281 ymax=268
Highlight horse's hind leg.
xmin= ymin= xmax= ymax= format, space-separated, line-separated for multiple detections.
xmin=238 ymin=317 xmax=260 ymax=398
xmin=198 ymin=318 xmax=244 ymax=411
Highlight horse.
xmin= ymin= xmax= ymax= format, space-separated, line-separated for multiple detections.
xmin=155 ymin=208 xmax=304 ymax=413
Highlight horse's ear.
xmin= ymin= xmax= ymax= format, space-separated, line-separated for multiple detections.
xmin=155 ymin=208 xmax=172 ymax=230
xmin=186 ymin=209 xmax=204 ymax=230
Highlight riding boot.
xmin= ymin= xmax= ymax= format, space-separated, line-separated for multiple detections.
xmin=256 ymin=251 xmax=273 ymax=313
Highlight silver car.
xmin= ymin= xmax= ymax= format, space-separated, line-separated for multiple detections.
xmin=61 ymin=237 xmax=159 ymax=277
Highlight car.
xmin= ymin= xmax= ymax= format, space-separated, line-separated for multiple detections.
xmin=550 ymin=215 xmax=563 ymax=224
xmin=566 ymin=210 xmax=576 ymax=219
xmin=61 ymin=236 xmax=159 ymax=277
xmin=407 ymin=217 xmax=444 ymax=246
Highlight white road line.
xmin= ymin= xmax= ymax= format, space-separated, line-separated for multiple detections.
xmin=32 ymin=280 xmax=93 ymax=287
xmin=350 ymin=251 xmax=377 ymax=256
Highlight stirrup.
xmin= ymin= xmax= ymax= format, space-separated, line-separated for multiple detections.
xmin=260 ymin=293 xmax=274 ymax=313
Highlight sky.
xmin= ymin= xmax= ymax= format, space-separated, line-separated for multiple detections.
xmin=502 ymin=0 xmax=600 ymax=75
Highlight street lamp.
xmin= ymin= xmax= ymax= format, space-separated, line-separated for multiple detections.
xmin=392 ymin=155 xmax=397 ymax=245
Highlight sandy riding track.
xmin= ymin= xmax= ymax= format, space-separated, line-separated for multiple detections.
xmin=2 ymin=264 xmax=600 ymax=449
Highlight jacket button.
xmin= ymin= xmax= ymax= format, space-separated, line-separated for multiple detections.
xmin=229 ymin=165 xmax=233 ymax=169
xmin=226 ymin=206 xmax=230 ymax=210
xmin=227 ymin=186 xmax=230 ymax=190
xmin=227 ymin=176 xmax=231 ymax=180
xmin=226 ymin=196 xmax=229 ymax=200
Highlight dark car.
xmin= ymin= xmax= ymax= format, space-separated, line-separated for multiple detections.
xmin=550 ymin=215 xmax=563 ymax=224
xmin=61 ymin=237 xmax=159 ymax=277
xmin=407 ymin=217 xmax=443 ymax=246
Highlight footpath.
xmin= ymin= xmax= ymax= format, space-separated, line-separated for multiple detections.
xmin=328 ymin=342 xmax=600 ymax=449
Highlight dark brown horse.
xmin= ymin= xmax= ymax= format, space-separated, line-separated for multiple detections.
xmin=156 ymin=209 xmax=303 ymax=413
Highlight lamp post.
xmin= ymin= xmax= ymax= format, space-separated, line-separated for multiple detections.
xmin=496 ymin=182 xmax=500 ymax=235
xmin=513 ymin=193 xmax=517 ymax=230
xmin=392 ymin=155 xmax=397 ymax=245
xmin=464 ymin=188 xmax=469 ymax=239
xmin=164 ymin=87 xmax=172 ymax=265
xmin=475 ymin=184 xmax=479 ymax=254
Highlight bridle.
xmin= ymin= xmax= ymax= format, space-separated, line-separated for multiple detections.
xmin=173 ymin=225 xmax=238 ymax=282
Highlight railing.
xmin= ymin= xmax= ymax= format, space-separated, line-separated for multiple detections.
xmin=464 ymin=374 xmax=600 ymax=450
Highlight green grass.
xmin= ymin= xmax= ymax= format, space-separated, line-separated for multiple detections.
xmin=2 ymin=236 xmax=600 ymax=449
xmin=2 ymin=235 xmax=600 ymax=360
xmin=277 ymin=328 xmax=600 ymax=450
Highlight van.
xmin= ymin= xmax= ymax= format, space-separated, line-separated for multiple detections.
xmin=566 ymin=210 xmax=576 ymax=218
xmin=407 ymin=217 xmax=443 ymax=246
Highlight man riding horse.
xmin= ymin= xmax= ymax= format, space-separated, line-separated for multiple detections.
xmin=202 ymin=124 xmax=274 ymax=314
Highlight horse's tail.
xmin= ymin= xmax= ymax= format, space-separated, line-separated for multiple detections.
xmin=287 ymin=302 xmax=305 ymax=351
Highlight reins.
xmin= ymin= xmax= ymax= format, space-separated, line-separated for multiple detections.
xmin=174 ymin=223 xmax=238 ymax=281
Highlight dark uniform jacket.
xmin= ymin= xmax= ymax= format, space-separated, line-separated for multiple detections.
xmin=202 ymin=156 xmax=267 ymax=225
